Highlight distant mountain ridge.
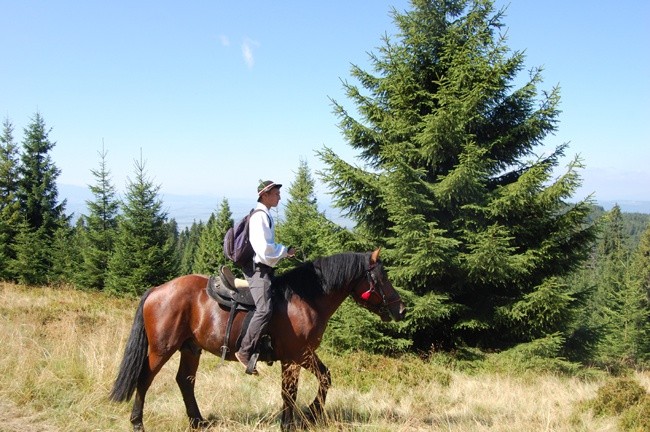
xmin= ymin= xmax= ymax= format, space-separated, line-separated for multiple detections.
xmin=596 ymin=200 xmax=650 ymax=214
xmin=59 ymin=183 xmax=650 ymax=230
xmin=59 ymin=184 xmax=350 ymax=229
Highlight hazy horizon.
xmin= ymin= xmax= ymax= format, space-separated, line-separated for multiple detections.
xmin=59 ymin=183 xmax=650 ymax=231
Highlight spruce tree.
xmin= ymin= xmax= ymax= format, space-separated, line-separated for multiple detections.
xmin=178 ymin=221 xmax=204 ymax=275
xmin=14 ymin=113 xmax=69 ymax=284
xmin=12 ymin=224 xmax=51 ymax=285
xmin=50 ymin=220 xmax=82 ymax=285
xmin=16 ymin=112 xmax=67 ymax=235
xmin=164 ymin=218 xmax=180 ymax=277
xmin=0 ymin=118 xmax=21 ymax=280
xmin=629 ymin=223 xmax=650 ymax=362
xmin=319 ymin=0 xmax=596 ymax=350
xmin=106 ymin=156 xmax=177 ymax=296
xmin=276 ymin=159 xmax=353 ymax=265
xmin=76 ymin=146 xmax=119 ymax=290
xmin=193 ymin=198 xmax=232 ymax=275
xmin=589 ymin=206 xmax=649 ymax=367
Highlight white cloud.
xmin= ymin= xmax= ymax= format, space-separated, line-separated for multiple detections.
xmin=241 ymin=38 xmax=259 ymax=69
xmin=219 ymin=35 xmax=230 ymax=47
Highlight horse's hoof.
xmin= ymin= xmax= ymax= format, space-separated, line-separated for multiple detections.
xmin=189 ymin=417 xmax=209 ymax=429
xmin=280 ymin=421 xmax=298 ymax=432
xmin=306 ymin=404 xmax=324 ymax=423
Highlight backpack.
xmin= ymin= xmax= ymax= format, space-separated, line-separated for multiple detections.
xmin=223 ymin=209 xmax=268 ymax=267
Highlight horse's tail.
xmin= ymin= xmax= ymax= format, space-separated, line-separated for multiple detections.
xmin=109 ymin=289 xmax=152 ymax=402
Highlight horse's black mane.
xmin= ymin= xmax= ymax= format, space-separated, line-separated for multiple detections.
xmin=273 ymin=252 xmax=370 ymax=301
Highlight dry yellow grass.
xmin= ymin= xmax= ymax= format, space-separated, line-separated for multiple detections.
xmin=1 ymin=281 xmax=646 ymax=431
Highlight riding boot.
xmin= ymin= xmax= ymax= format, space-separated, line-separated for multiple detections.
xmin=235 ymin=351 xmax=258 ymax=375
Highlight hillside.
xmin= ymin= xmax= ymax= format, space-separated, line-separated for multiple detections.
xmin=2 ymin=282 xmax=648 ymax=431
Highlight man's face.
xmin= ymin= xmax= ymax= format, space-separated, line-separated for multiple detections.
xmin=262 ymin=187 xmax=281 ymax=208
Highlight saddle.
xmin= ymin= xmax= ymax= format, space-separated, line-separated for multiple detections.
xmin=207 ymin=266 xmax=254 ymax=309
xmin=206 ymin=267 xmax=274 ymax=369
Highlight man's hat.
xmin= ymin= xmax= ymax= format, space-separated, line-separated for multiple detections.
xmin=257 ymin=180 xmax=282 ymax=196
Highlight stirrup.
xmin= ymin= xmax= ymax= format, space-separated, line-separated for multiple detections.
xmin=246 ymin=352 xmax=259 ymax=375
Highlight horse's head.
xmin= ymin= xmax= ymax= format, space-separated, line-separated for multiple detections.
xmin=351 ymin=248 xmax=407 ymax=322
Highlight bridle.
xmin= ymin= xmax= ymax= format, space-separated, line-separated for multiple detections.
xmin=354 ymin=261 xmax=402 ymax=314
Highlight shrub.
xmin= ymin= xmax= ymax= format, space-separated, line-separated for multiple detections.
xmin=619 ymin=395 xmax=650 ymax=431
xmin=590 ymin=377 xmax=647 ymax=416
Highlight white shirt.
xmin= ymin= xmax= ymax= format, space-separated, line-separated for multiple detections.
xmin=249 ymin=202 xmax=288 ymax=267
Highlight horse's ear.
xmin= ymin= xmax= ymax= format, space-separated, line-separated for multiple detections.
xmin=370 ymin=248 xmax=381 ymax=264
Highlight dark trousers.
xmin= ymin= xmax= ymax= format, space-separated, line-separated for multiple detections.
xmin=239 ymin=262 xmax=274 ymax=357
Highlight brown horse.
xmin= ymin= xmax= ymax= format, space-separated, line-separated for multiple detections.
xmin=109 ymin=249 xmax=406 ymax=431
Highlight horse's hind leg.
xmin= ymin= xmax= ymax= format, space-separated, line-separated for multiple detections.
xmin=130 ymin=351 xmax=174 ymax=432
xmin=303 ymin=352 xmax=331 ymax=422
xmin=177 ymin=344 xmax=206 ymax=428
xmin=280 ymin=361 xmax=301 ymax=431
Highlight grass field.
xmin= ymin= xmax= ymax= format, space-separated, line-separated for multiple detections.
xmin=1 ymin=281 xmax=647 ymax=431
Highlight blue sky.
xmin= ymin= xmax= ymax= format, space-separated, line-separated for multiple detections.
xmin=2 ymin=0 xmax=649 ymax=215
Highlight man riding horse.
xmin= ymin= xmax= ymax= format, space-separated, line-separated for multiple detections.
xmin=109 ymin=181 xmax=406 ymax=431
xmin=235 ymin=180 xmax=296 ymax=374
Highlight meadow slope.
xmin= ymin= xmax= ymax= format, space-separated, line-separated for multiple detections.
xmin=1 ymin=282 xmax=647 ymax=431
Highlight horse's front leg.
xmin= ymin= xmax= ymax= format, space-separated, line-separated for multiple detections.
xmin=176 ymin=346 xmax=206 ymax=429
xmin=303 ymin=352 xmax=331 ymax=422
xmin=280 ymin=361 xmax=301 ymax=431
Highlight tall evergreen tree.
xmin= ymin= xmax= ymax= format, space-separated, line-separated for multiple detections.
xmin=0 ymin=117 xmax=21 ymax=280
xmin=76 ymin=146 xmax=119 ymax=290
xmin=16 ymin=112 xmax=67 ymax=234
xmin=193 ymin=198 xmax=232 ymax=275
xmin=319 ymin=0 xmax=596 ymax=350
xmin=14 ymin=113 xmax=69 ymax=284
xmin=105 ymin=156 xmax=177 ymax=296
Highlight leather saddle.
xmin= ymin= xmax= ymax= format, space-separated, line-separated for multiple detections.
xmin=205 ymin=266 xmax=275 ymax=367
xmin=207 ymin=266 xmax=254 ymax=309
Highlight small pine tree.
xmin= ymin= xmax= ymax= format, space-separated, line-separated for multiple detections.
xmin=50 ymin=221 xmax=82 ymax=285
xmin=164 ymin=218 xmax=181 ymax=277
xmin=193 ymin=214 xmax=217 ymax=274
xmin=627 ymin=222 xmax=650 ymax=364
xmin=105 ymin=156 xmax=177 ymax=296
xmin=76 ymin=146 xmax=120 ymax=289
xmin=12 ymin=224 xmax=51 ymax=285
xmin=0 ymin=117 xmax=21 ymax=280
xmin=194 ymin=198 xmax=233 ymax=275
xmin=178 ymin=221 xmax=204 ymax=275
xmin=276 ymin=159 xmax=353 ymax=266
xmin=591 ymin=206 xmax=648 ymax=367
